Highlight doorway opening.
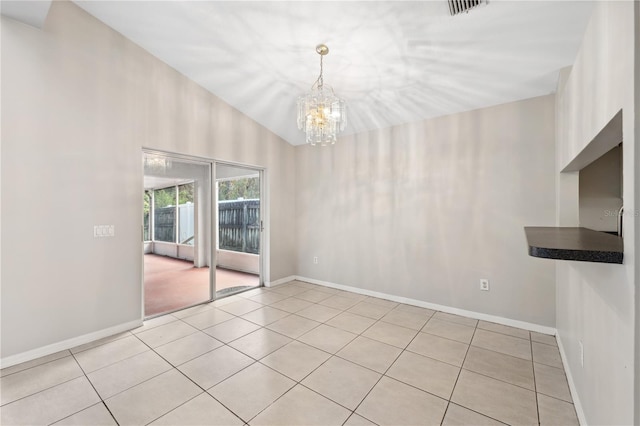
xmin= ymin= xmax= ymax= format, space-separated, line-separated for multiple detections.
xmin=142 ymin=153 xmax=265 ymax=318
xmin=214 ymin=163 xmax=263 ymax=297
xmin=143 ymin=152 xmax=212 ymax=317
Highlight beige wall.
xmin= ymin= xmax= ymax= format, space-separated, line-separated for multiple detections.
xmin=296 ymin=95 xmax=557 ymax=327
xmin=555 ymin=1 xmax=637 ymax=424
xmin=578 ymin=145 xmax=623 ymax=232
xmin=0 ymin=1 xmax=296 ymax=361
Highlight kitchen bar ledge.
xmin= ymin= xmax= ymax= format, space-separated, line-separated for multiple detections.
xmin=525 ymin=227 xmax=623 ymax=264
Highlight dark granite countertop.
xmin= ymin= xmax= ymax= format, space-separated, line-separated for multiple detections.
xmin=524 ymin=227 xmax=623 ymax=264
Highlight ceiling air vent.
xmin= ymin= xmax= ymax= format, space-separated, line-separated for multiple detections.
xmin=448 ymin=0 xmax=485 ymax=16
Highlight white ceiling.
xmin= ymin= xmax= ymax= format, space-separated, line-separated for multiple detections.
xmin=1 ymin=0 xmax=51 ymax=28
xmin=144 ymin=175 xmax=193 ymax=190
xmin=75 ymin=1 xmax=594 ymax=146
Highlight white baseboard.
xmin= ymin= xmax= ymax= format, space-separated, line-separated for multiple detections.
xmin=557 ymin=335 xmax=587 ymax=425
xmin=295 ymin=276 xmax=557 ymax=335
xmin=0 ymin=319 xmax=143 ymax=369
xmin=217 ymin=264 xmax=260 ymax=275
xmin=265 ymin=275 xmax=296 ymax=288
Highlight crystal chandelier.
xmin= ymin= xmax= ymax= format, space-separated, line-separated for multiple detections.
xmin=297 ymin=44 xmax=347 ymax=146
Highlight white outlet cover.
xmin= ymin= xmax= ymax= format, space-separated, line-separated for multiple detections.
xmin=480 ymin=279 xmax=490 ymax=291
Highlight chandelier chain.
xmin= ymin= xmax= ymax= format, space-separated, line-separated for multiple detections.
xmin=316 ymin=54 xmax=324 ymax=90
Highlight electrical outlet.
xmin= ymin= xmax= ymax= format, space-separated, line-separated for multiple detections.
xmin=480 ymin=279 xmax=490 ymax=291
xmin=313 ymin=256 xmax=318 ymax=264
xmin=579 ymin=340 xmax=584 ymax=367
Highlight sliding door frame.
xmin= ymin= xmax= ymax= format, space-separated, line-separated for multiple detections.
xmin=141 ymin=149 xmax=214 ymax=319
xmin=213 ymin=159 xmax=267 ymax=292
xmin=141 ymin=149 xmax=268 ymax=320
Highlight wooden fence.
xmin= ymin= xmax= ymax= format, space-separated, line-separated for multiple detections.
xmin=150 ymin=204 xmax=195 ymax=244
xmin=154 ymin=207 xmax=175 ymax=242
xmin=219 ymin=199 xmax=260 ymax=254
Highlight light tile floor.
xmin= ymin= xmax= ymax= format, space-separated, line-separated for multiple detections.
xmin=0 ymin=281 xmax=579 ymax=426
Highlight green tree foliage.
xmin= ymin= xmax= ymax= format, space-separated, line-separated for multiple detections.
xmin=154 ymin=186 xmax=176 ymax=208
xmin=144 ymin=179 xmax=255 ymax=212
xmin=218 ymin=178 xmax=259 ymax=201
xmin=143 ymin=190 xmax=151 ymax=240
xmin=147 ymin=183 xmax=195 ymax=209
xmin=178 ymin=183 xmax=194 ymax=204
xmin=143 ymin=190 xmax=151 ymax=215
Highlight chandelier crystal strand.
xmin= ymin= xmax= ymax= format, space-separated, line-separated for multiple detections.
xmin=297 ymin=44 xmax=347 ymax=146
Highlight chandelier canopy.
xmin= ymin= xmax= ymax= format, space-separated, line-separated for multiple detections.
xmin=297 ymin=44 xmax=347 ymax=146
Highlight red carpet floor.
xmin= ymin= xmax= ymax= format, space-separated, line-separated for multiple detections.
xmin=144 ymin=254 xmax=259 ymax=316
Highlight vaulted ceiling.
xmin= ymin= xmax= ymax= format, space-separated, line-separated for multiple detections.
xmin=4 ymin=1 xmax=595 ymax=145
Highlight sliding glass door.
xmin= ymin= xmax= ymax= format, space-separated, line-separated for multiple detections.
xmin=214 ymin=163 xmax=263 ymax=297
xmin=142 ymin=151 xmax=212 ymax=317
xmin=141 ymin=153 xmax=266 ymax=317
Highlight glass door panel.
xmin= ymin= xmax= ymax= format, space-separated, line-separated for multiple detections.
xmin=142 ymin=152 xmax=212 ymax=317
xmin=214 ymin=163 xmax=262 ymax=297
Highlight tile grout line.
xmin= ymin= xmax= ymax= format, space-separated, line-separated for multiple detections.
xmin=69 ymin=332 xmax=134 ymax=355
xmin=457 ymin=365 xmax=538 ymax=395
xmin=230 ymin=285 xmax=359 ymax=424
xmin=1 ymin=333 xmax=154 ymax=422
xmin=440 ymin=317 xmax=478 ymax=425
xmin=1 ymin=340 xmax=152 ymax=412
xmin=210 ymin=286 xmax=402 ymax=424
xmin=145 ymin=389 xmax=243 ymax=426
xmin=474 ymin=326 xmax=532 ymax=342
xmin=86 ymin=328 xmax=214 ymax=423
xmin=0 ymin=374 xmax=86 ymax=410
xmin=530 ymin=331 xmax=542 ymax=426
xmin=457 ymin=332 xmax=545 ymax=393
xmin=165 ymin=287 xmax=342 ymax=423
xmin=132 ymin=327 xmax=251 ymax=425
xmin=248 ymin=301 xmax=395 ymax=424
xmin=347 ymin=309 xmax=439 ymax=424
xmin=134 ymin=318 xmax=202 ymax=352
xmin=173 ymin=339 xmax=264 ymax=424
xmin=298 ymin=297 xmax=540 ymax=403
xmin=0 ymin=350 xmax=75 ymax=380
xmin=133 ymin=287 xmax=270 ymax=423
xmin=441 ymin=320 xmax=514 ymax=426
xmin=535 ymin=390 xmax=574 ymax=405
xmin=454 ymin=329 xmax=540 ymax=424
xmin=69 ymin=349 xmax=121 ymax=426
